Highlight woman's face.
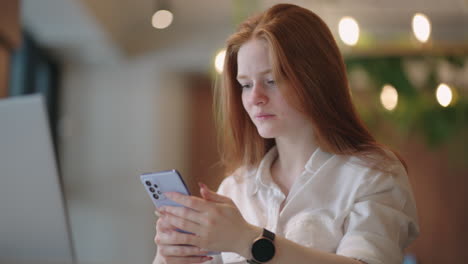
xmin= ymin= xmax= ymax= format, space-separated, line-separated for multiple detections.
xmin=237 ymin=39 xmax=312 ymax=139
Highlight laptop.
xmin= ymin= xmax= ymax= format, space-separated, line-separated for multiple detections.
xmin=0 ymin=95 xmax=74 ymax=264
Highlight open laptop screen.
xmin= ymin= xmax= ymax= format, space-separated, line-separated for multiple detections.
xmin=0 ymin=95 xmax=74 ymax=264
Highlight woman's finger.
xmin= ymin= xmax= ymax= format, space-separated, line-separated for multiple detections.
xmin=199 ymin=182 xmax=233 ymax=204
xmin=156 ymin=215 xmax=179 ymax=233
xmin=159 ymin=245 xmax=209 ymax=257
xmin=162 ymin=213 xmax=201 ymax=235
xmin=163 ymin=255 xmax=213 ymax=264
xmin=156 ymin=228 xmax=198 ymax=246
xmin=164 ymin=192 xmax=209 ymax=212
xmin=160 ymin=206 xmax=203 ymax=225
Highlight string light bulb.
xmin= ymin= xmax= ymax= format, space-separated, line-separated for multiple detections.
xmin=152 ymin=9 xmax=173 ymax=29
xmin=214 ymin=49 xmax=226 ymax=74
xmin=338 ymin=17 xmax=360 ymax=46
xmin=412 ymin=13 xmax=431 ymax=43
xmin=380 ymin=84 xmax=398 ymax=111
xmin=436 ymin=83 xmax=453 ymax=107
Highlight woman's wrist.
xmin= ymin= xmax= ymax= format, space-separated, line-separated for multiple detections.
xmin=236 ymin=224 xmax=263 ymax=259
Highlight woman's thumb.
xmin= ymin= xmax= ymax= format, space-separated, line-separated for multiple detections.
xmin=198 ymin=182 xmax=231 ymax=204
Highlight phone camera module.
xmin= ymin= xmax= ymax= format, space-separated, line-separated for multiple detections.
xmin=149 ymin=187 xmax=155 ymax=193
xmin=153 ymin=194 xmax=159 ymax=200
xmin=145 ymin=181 xmax=152 ymax=186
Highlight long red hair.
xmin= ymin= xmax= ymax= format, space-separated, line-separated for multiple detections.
xmin=215 ymin=3 xmax=406 ymax=175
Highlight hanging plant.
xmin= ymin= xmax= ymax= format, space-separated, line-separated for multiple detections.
xmin=345 ymin=55 xmax=468 ymax=161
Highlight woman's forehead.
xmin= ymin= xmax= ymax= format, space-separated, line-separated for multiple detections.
xmin=237 ymin=39 xmax=272 ymax=77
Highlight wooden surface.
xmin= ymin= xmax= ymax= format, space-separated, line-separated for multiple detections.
xmin=0 ymin=48 xmax=9 ymax=98
xmin=0 ymin=0 xmax=20 ymax=98
xmin=0 ymin=0 xmax=21 ymax=50
xmin=401 ymin=136 xmax=468 ymax=263
xmin=187 ymin=74 xmax=225 ymax=196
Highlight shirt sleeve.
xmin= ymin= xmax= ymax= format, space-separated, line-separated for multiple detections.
xmin=336 ymin=167 xmax=420 ymax=264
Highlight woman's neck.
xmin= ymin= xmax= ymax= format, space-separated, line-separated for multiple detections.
xmin=270 ymin=131 xmax=318 ymax=195
xmin=274 ymin=129 xmax=318 ymax=174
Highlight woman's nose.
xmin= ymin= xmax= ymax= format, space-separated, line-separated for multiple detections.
xmin=250 ymin=83 xmax=268 ymax=105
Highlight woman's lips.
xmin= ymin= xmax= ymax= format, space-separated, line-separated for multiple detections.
xmin=255 ymin=114 xmax=276 ymax=120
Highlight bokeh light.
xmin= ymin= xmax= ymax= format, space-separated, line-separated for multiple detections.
xmin=152 ymin=10 xmax=173 ymax=29
xmin=339 ymin=17 xmax=360 ymax=46
xmin=380 ymin=84 xmax=398 ymax=111
xmin=436 ymin=83 xmax=453 ymax=107
xmin=214 ymin=49 xmax=226 ymax=74
xmin=412 ymin=13 xmax=431 ymax=43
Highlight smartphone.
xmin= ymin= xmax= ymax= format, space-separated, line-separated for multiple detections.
xmin=140 ymin=169 xmax=191 ymax=209
xmin=140 ymin=169 xmax=220 ymax=256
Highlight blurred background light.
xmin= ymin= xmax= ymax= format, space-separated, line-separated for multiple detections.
xmin=412 ymin=13 xmax=431 ymax=43
xmin=436 ymin=83 xmax=453 ymax=107
xmin=339 ymin=16 xmax=360 ymax=46
xmin=380 ymin=84 xmax=398 ymax=111
xmin=214 ymin=49 xmax=226 ymax=74
xmin=152 ymin=9 xmax=173 ymax=29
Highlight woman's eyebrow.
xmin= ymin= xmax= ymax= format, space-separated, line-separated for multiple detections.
xmin=237 ymin=69 xmax=272 ymax=80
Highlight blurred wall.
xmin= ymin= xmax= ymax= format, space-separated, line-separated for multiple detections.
xmin=400 ymin=136 xmax=468 ymax=263
xmin=59 ymin=56 xmax=191 ymax=264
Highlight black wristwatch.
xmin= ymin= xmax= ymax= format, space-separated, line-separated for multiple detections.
xmin=247 ymin=228 xmax=276 ymax=264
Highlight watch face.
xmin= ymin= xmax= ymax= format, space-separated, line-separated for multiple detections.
xmin=252 ymin=238 xmax=275 ymax=262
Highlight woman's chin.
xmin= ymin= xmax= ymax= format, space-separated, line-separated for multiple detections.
xmin=257 ymin=129 xmax=277 ymax=139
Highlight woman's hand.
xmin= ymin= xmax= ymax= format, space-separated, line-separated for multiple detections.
xmin=154 ymin=210 xmax=213 ymax=264
xmin=159 ymin=183 xmax=258 ymax=256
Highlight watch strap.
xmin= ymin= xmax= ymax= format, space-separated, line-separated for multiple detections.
xmin=262 ymin=228 xmax=275 ymax=241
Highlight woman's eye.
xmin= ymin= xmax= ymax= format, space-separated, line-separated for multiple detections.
xmin=241 ymin=83 xmax=252 ymax=89
xmin=266 ymin=79 xmax=276 ymax=86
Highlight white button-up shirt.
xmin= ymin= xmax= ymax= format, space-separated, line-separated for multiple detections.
xmin=208 ymin=146 xmax=419 ymax=264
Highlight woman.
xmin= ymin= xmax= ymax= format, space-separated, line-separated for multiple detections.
xmin=153 ymin=3 xmax=419 ymax=264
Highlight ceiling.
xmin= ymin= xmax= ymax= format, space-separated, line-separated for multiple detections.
xmin=21 ymin=0 xmax=468 ymax=67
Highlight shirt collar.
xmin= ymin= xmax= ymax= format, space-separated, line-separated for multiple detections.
xmin=304 ymin=147 xmax=334 ymax=174
xmin=250 ymin=146 xmax=278 ymax=196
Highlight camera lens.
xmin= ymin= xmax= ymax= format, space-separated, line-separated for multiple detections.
xmin=154 ymin=184 xmax=158 ymax=188
xmin=153 ymin=194 xmax=159 ymax=199
xmin=149 ymin=187 xmax=155 ymax=193
xmin=145 ymin=181 xmax=151 ymax=186
xmin=157 ymin=190 xmax=162 ymax=195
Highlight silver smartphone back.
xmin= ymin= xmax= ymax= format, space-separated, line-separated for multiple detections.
xmin=140 ymin=169 xmax=190 ymax=209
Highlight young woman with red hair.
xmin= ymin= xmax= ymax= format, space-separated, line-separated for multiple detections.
xmin=153 ymin=4 xmax=419 ymax=264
